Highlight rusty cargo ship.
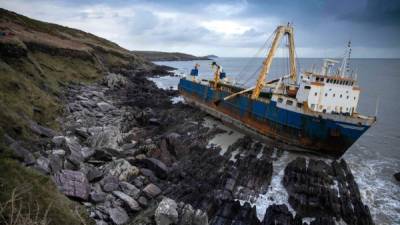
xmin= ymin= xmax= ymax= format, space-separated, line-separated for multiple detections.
xmin=178 ymin=24 xmax=376 ymax=157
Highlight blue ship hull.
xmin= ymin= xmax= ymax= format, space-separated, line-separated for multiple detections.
xmin=178 ymin=78 xmax=374 ymax=157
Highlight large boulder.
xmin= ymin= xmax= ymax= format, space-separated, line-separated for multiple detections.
xmin=88 ymin=126 xmax=123 ymax=150
xmin=103 ymin=159 xmax=139 ymax=181
xmin=34 ymin=156 xmax=51 ymax=174
xmin=141 ymin=157 xmax=169 ymax=179
xmin=179 ymin=204 xmax=195 ymax=225
xmin=102 ymin=73 xmax=128 ymax=89
xmin=143 ymin=183 xmax=162 ymax=198
xmin=9 ymin=142 xmax=35 ymax=165
xmin=49 ymin=154 xmax=63 ymax=173
xmin=28 ymin=120 xmax=58 ymax=137
xmin=90 ymin=191 xmax=107 ymax=203
xmin=155 ymin=197 xmax=179 ymax=225
xmin=65 ymin=137 xmax=84 ymax=167
xmin=112 ymin=191 xmax=141 ymax=211
xmin=193 ymin=209 xmax=208 ymax=225
xmin=120 ymin=181 xmax=141 ymax=199
xmin=52 ymin=170 xmax=90 ymax=200
xmin=100 ymin=175 xmax=120 ymax=192
xmin=107 ymin=206 xmax=129 ymax=225
xmin=80 ymin=164 xmax=103 ymax=182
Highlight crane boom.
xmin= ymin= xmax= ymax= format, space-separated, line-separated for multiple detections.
xmin=251 ymin=24 xmax=297 ymax=100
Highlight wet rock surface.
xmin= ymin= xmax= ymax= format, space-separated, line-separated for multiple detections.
xmin=283 ymin=157 xmax=374 ymax=225
xmin=4 ymin=71 xmax=375 ymax=225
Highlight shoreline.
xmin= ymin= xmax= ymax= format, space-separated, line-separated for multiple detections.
xmin=4 ymin=71 xmax=376 ymax=225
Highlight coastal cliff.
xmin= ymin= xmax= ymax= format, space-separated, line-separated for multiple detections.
xmin=132 ymin=51 xmax=211 ymax=61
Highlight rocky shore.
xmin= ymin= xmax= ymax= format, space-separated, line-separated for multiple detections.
xmin=5 ymin=70 xmax=375 ymax=225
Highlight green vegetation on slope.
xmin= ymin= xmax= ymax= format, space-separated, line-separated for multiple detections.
xmin=0 ymin=8 xmax=160 ymax=225
xmin=0 ymin=148 xmax=92 ymax=225
xmin=0 ymin=8 xmax=155 ymax=139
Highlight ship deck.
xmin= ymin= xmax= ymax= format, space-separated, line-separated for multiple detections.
xmin=198 ymin=78 xmax=376 ymax=126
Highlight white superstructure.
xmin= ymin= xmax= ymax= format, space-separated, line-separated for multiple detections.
xmin=295 ymin=46 xmax=360 ymax=115
xmin=296 ymin=72 xmax=359 ymax=115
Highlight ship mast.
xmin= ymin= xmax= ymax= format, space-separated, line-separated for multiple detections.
xmin=251 ymin=24 xmax=297 ymax=100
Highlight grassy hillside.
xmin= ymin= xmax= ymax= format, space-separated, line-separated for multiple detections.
xmin=0 ymin=8 xmax=162 ymax=225
xmin=0 ymin=8 xmax=157 ymax=139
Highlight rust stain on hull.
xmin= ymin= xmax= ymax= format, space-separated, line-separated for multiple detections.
xmin=182 ymin=91 xmax=349 ymax=157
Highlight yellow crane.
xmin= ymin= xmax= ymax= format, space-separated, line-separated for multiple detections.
xmin=211 ymin=61 xmax=222 ymax=89
xmin=251 ymin=24 xmax=297 ymax=99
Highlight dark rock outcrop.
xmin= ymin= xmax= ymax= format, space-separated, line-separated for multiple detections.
xmin=394 ymin=172 xmax=400 ymax=182
xmin=283 ymin=157 xmax=374 ymax=225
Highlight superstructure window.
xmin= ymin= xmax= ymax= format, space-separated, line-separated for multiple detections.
xmin=286 ymin=100 xmax=293 ymax=106
xmin=278 ymin=98 xmax=283 ymax=103
xmin=340 ymin=94 xmax=342 ymax=98
xmin=347 ymin=96 xmax=349 ymax=99
xmin=297 ymin=103 xmax=303 ymax=108
xmin=325 ymin=93 xmax=327 ymax=97
xmin=305 ymin=86 xmax=311 ymax=89
xmin=333 ymin=94 xmax=336 ymax=97
xmin=321 ymin=78 xmax=324 ymax=82
xmin=314 ymin=92 xmax=318 ymax=96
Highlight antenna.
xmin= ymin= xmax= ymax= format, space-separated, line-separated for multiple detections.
xmin=375 ymin=96 xmax=380 ymax=117
xmin=346 ymin=40 xmax=352 ymax=75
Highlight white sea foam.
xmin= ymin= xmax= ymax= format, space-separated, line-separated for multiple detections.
xmin=204 ymin=117 xmax=244 ymax=155
xmin=171 ymin=96 xmax=184 ymax=104
xmin=302 ymin=217 xmax=316 ymax=224
xmin=345 ymin=147 xmax=400 ymax=225
xmin=148 ymin=76 xmax=180 ymax=90
xmin=150 ymin=72 xmax=400 ymax=225
xmin=254 ymin=150 xmax=296 ymax=220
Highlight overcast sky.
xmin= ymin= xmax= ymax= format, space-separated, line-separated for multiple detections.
xmin=1 ymin=0 xmax=399 ymax=58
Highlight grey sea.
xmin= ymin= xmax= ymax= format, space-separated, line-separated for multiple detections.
xmin=152 ymin=58 xmax=400 ymax=225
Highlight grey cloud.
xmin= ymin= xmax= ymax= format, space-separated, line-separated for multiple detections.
xmin=126 ymin=10 xmax=159 ymax=33
xmin=337 ymin=0 xmax=400 ymax=26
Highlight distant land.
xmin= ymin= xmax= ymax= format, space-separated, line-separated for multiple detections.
xmin=132 ymin=50 xmax=216 ymax=61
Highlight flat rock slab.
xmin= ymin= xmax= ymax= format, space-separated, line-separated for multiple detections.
xmin=97 ymin=102 xmax=114 ymax=112
xmin=112 ymin=191 xmax=141 ymax=211
xmin=53 ymin=170 xmax=90 ymax=200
